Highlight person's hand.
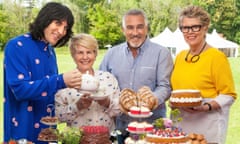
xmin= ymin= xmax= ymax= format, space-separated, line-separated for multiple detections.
xmin=63 ymin=69 xmax=82 ymax=89
xmin=76 ymin=93 xmax=93 ymax=110
xmin=182 ymin=107 xmax=197 ymax=113
xmin=182 ymin=104 xmax=209 ymax=113
xmin=95 ymin=97 xmax=110 ymax=108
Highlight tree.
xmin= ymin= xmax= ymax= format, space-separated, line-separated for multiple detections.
xmin=139 ymin=0 xmax=192 ymax=37
xmin=1 ymin=0 xmax=239 ymax=50
xmin=0 ymin=1 xmax=37 ymax=50
xmin=0 ymin=8 xmax=9 ymax=50
xmin=232 ymin=0 xmax=240 ymax=43
xmin=87 ymin=3 xmax=123 ymax=48
xmin=198 ymin=0 xmax=238 ymax=43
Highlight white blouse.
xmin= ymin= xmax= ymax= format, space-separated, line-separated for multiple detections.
xmin=55 ymin=70 xmax=121 ymax=131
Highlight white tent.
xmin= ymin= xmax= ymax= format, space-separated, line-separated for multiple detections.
xmin=151 ymin=27 xmax=239 ymax=57
xmin=172 ymin=28 xmax=189 ymax=55
xmin=150 ymin=27 xmax=189 ymax=57
xmin=206 ymin=29 xmax=239 ymax=57
xmin=150 ymin=27 xmax=177 ymax=48
xmin=207 ymin=29 xmax=239 ymax=48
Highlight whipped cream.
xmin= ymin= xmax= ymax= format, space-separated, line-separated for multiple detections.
xmin=172 ymin=89 xmax=200 ymax=93
xmin=170 ymin=97 xmax=202 ymax=103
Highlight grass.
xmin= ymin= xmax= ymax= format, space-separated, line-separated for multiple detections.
xmin=1 ymin=48 xmax=240 ymax=143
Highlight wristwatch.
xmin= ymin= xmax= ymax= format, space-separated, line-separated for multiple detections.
xmin=203 ymin=102 xmax=212 ymax=111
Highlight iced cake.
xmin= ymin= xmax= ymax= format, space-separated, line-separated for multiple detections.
xmin=170 ymin=89 xmax=202 ymax=107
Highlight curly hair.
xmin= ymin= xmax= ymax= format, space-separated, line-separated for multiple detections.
xmin=29 ymin=2 xmax=74 ymax=47
xmin=179 ymin=5 xmax=210 ymax=27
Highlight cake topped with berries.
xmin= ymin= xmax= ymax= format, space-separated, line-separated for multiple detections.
xmin=146 ymin=109 xmax=190 ymax=143
xmin=146 ymin=127 xmax=189 ymax=143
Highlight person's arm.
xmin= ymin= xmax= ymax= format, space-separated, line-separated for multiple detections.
xmin=190 ymin=53 xmax=236 ymax=113
xmin=153 ymin=48 xmax=173 ymax=104
xmin=55 ymin=88 xmax=87 ymax=123
xmin=95 ymin=72 xmax=121 ymax=117
xmin=5 ymin=40 xmax=82 ymax=101
xmin=4 ymin=40 xmax=65 ymax=101
xmin=209 ymin=52 xmax=236 ymax=109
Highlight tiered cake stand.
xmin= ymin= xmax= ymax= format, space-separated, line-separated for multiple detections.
xmin=38 ymin=104 xmax=58 ymax=142
xmin=126 ymin=109 xmax=153 ymax=140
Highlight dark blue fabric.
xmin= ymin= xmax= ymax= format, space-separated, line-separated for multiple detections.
xmin=3 ymin=33 xmax=66 ymax=143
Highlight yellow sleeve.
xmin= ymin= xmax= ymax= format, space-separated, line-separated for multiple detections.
xmin=211 ymin=51 xmax=237 ymax=99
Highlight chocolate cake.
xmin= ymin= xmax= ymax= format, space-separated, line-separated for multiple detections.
xmin=80 ymin=126 xmax=111 ymax=144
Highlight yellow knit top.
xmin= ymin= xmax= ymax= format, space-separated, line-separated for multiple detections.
xmin=171 ymin=47 xmax=236 ymax=99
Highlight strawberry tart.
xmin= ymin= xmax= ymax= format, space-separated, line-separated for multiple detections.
xmin=145 ymin=117 xmax=190 ymax=143
xmin=146 ymin=128 xmax=189 ymax=143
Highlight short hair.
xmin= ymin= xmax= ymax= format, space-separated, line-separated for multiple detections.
xmin=122 ymin=9 xmax=148 ymax=29
xmin=69 ymin=33 xmax=99 ymax=57
xmin=29 ymin=2 xmax=74 ymax=47
xmin=179 ymin=5 xmax=210 ymax=27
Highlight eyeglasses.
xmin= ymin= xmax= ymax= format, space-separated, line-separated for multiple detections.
xmin=180 ymin=25 xmax=202 ymax=33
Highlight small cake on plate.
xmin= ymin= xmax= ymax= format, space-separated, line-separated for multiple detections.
xmin=129 ymin=106 xmax=150 ymax=115
xmin=129 ymin=106 xmax=141 ymax=115
xmin=135 ymin=123 xmax=145 ymax=133
xmin=170 ymin=89 xmax=202 ymax=107
xmin=127 ymin=121 xmax=153 ymax=133
xmin=128 ymin=121 xmax=138 ymax=132
xmin=144 ymin=123 xmax=154 ymax=132
xmin=139 ymin=106 xmax=150 ymax=115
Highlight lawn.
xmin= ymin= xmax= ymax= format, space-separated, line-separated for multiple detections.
xmin=0 ymin=48 xmax=240 ymax=143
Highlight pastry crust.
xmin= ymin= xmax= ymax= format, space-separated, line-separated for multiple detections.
xmin=40 ymin=116 xmax=58 ymax=125
xmin=119 ymin=86 xmax=158 ymax=112
xmin=188 ymin=133 xmax=207 ymax=144
xmin=38 ymin=128 xmax=58 ymax=141
xmin=146 ymin=135 xmax=189 ymax=143
xmin=137 ymin=86 xmax=158 ymax=110
xmin=119 ymin=88 xmax=138 ymax=111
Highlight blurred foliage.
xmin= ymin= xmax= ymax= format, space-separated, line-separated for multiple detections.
xmin=0 ymin=0 xmax=239 ymax=50
xmin=197 ymin=0 xmax=240 ymax=42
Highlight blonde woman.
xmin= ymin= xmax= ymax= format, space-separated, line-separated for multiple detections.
xmin=55 ymin=33 xmax=121 ymax=132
